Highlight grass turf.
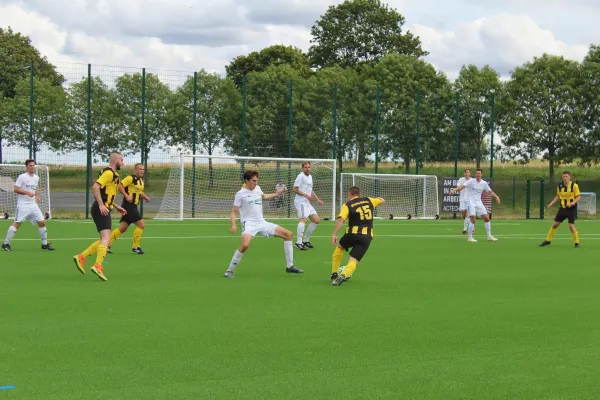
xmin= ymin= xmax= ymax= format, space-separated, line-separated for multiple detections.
xmin=1 ymin=218 xmax=599 ymax=399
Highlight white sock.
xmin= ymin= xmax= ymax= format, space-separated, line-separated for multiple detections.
xmin=296 ymin=222 xmax=305 ymax=244
xmin=227 ymin=250 xmax=244 ymax=272
xmin=463 ymin=217 xmax=469 ymax=231
xmin=4 ymin=226 xmax=17 ymax=244
xmin=484 ymin=221 xmax=491 ymax=237
xmin=468 ymin=222 xmax=475 ymax=239
xmin=304 ymin=222 xmax=318 ymax=242
xmin=39 ymin=227 xmax=48 ymax=245
xmin=284 ymin=241 xmax=294 ymax=268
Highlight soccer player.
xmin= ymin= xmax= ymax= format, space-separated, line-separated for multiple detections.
xmin=224 ymin=170 xmax=303 ymax=278
xmin=330 ymin=186 xmax=385 ymax=286
xmin=2 ymin=159 xmax=55 ymax=251
xmin=457 ymin=168 xmax=474 ymax=234
xmin=107 ymin=163 xmax=150 ymax=254
xmin=73 ymin=152 xmax=128 ymax=281
xmin=292 ymin=161 xmax=324 ymax=250
xmin=449 ymin=168 xmax=500 ymax=242
xmin=539 ymin=171 xmax=581 ymax=248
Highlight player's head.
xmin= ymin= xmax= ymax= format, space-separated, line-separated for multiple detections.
xmin=562 ymin=171 xmax=571 ymax=184
xmin=464 ymin=168 xmax=471 ymax=178
xmin=25 ymin=159 xmax=35 ymax=174
xmin=348 ymin=186 xmax=360 ymax=199
xmin=243 ymin=170 xmax=259 ymax=190
xmin=134 ymin=163 xmax=145 ymax=178
xmin=475 ymin=168 xmax=482 ymax=180
xmin=302 ymin=161 xmax=311 ymax=175
xmin=109 ymin=152 xmax=124 ymax=170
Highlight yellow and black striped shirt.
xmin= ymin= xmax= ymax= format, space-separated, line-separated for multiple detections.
xmin=96 ymin=167 xmax=120 ymax=209
xmin=338 ymin=196 xmax=382 ymax=237
xmin=121 ymin=175 xmax=145 ymax=206
xmin=557 ymin=181 xmax=580 ymax=208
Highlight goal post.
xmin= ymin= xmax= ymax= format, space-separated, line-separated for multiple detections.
xmin=339 ymin=173 xmax=440 ymax=219
xmin=578 ymin=192 xmax=597 ymax=215
xmin=154 ymin=154 xmax=337 ymax=220
xmin=0 ymin=164 xmax=52 ymax=220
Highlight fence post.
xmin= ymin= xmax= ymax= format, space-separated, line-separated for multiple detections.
xmin=512 ymin=176 xmax=516 ymax=210
xmin=140 ymin=68 xmax=146 ymax=217
xmin=241 ymin=76 xmax=247 ymax=157
xmin=192 ymin=71 xmax=198 ymax=218
xmin=85 ymin=64 xmax=92 ymax=219
xmin=288 ymin=79 xmax=293 ymax=158
xmin=454 ymin=92 xmax=459 ymax=177
xmin=375 ymin=86 xmax=380 ymax=174
xmin=332 ymin=82 xmax=337 ymax=161
xmin=490 ymin=92 xmax=495 ymax=180
xmin=415 ymin=89 xmax=421 ymax=175
xmin=0 ymin=127 xmax=3 ymax=164
xmin=29 ymin=62 xmax=34 ymax=159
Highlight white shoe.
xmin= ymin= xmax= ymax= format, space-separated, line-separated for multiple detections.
xmin=488 ymin=236 xmax=498 ymax=241
xmin=468 ymin=237 xmax=477 ymax=242
xmin=224 ymin=271 xmax=234 ymax=278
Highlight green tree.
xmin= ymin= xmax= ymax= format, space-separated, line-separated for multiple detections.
xmin=578 ymin=44 xmax=600 ymax=166
xmin=502 ymin=54 xmax=583 ymax=183
xmin=453 ymin=65 xmax=503 ymax=168
xmin=68 ymin=76 xmax=122 ymax=162
xmin=2 ymin=77 xmax=70 ymax=159
xmin=225 ymin=45 xmax=312 ymax=89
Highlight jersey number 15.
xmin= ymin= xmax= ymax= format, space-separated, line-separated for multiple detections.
xmin=356 ymin=205 xmax=372 ymax=220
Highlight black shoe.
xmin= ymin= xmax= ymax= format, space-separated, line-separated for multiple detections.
xmin=294 ymin=243 xmax=306 ymax=250
xmin=286 ymin=265 xmax=304 ymax=273
xmin=331 ymin=274 xmax=346 ymax=286
xmin=41 ymin=244 xmax=55 ymax=251
xmin=132 ymin=247 xmax=145 ymax=254
xmin=303 ymin=241 xmax=314 ymax=249
xmin=462 ymin=230 xmax=467 ymax=235
xmin=2 ymin=243 xmax=11 ymax=251
xmin=539 ymin=240 xmax=551 ymax=247
xmin=107 ymin=246 xmax=113 ymax=254
xmin=331 ymin=272 xmax=339 ymax=280
xmin=575 ymin=243 xmax=580 ymax=248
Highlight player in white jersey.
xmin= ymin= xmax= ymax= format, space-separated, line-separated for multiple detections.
xmin=292 ymin=161 xmax=324 ymax=250
xmin=456 ymin=168 xmax=474 ymax=234
xmin=450 ymin=168 xmax=500 ymax=242
xmin=2 ymin=160 xmax=55 ymax=251
xmin=224 ymin=170 xmax=304 ymax=278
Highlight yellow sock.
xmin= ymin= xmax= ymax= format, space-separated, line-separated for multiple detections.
xmin=110 ymin=228 xmax=122 ymax=245
xmin=546 ymin=227 xmax=558 ymax=242
xmin=95 ymin=245 xmax=108 ymax=266
xmin=343 ymin=259 xmax=358 ymax=277
xmin=133 ymin=227 xmax=143 ymax=248
xmin=572 ymin=231 xmax=579 ymax=244
xmin=82 ymin=240 xmax=100 ymax=257
xmin=332 ymin=247 xmax=344 ymax=273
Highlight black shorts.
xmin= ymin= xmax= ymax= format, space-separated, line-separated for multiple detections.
xmin=120 ymin=202 xmax=142 ymax=225
xmin=91 ymin=201 xmax=112 ymax=232
xmin=555 ymin=207 xmax=576 ymax=224
xmin=338 ymin=234 xmax=372 ymax=261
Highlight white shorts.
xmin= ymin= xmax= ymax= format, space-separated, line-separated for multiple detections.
xmin=241 ymin=220 xmax=278 ymax=238
xmin=468 ymin=203 xmax=488 ymax=217
xmin=459 ymin=200 xmax=469 ymax=212
xmin=15 ymin=204 xmax=44 ymax=225
xmin=295 ymin=202 xmax=317 ymax=219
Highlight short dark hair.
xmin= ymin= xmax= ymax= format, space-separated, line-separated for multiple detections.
xmin=562 ymin=171 xmax=571 ymax=176
xmin=464 ymin=168 xmax=470 ymax=172
xmin=349 ymin=186 xmax=360 ymax=196
xmin=302 ymin=161 xmax=311 ymax=168
xmin=475 ymin=168 xmax=483 ymax=173
xmin=244 ymin=170 xmax=258 ymax=182
xmin=134 ymin=163 xmax=144 ymax=169
xmin=25 ymin=159 xmax=35 ymax=166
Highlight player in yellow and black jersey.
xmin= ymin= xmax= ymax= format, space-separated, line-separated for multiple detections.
xmin=540 ymin=171 xmax=581 ymax=248
xmin=73 ymin=152 xmax=128 ymax=281
xmin=108 ymin=163 xmax=150 ymax=255
xmin=330 ymin=186 xmax=385 ymax=286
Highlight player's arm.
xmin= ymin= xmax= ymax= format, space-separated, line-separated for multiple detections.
xmin=91 ymin=182 xmax=109 ymax=215
xmin=119 ymin=176 xmax=133 ymax=202
xmin=487 ymin=189 xmax=501 ymax=204
xmin=230 ymin=206 xmax=240 ymax=234
xmin=292 ymin=186 xmax=311 ymax=200
xmin=332 ymin=204 xmax=349 ymax=246
xmin=13 ymin=178 xmax=34 ymax=197
xmin=547 ymin=194 xmax=560 ymax=209
xmin=141 ymin=192 xmax=151 ymax=202
xmin=35 ymin=186 xmax=40 ymax=203
xmin=449 ymin=185 xmax=466 ymax=195
xmin=311 ymin=190 xmax=324 ymax=205
xmin=262 ymin=190 xmax=284 ymax=200
xmin=567 ymin=183 xmax=581 ymax=208
xmin=368 ymin=197 xmax=385 ymax=208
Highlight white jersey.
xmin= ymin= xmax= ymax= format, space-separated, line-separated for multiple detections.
xmin=234 ymin=185 xmax=265 ymax=223
xmin=463 ymin=178 xmax=491 ymax=207
xmin=15 ymin=172 xmax=39 ymax=208
xmin=293 ymin=173 xmax=313 ymax=204
xmin=457 ymin=177 xmax=471 ymax=202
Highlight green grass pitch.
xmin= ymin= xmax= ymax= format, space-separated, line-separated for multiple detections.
xmin=1 ymin=218 xmax=599 ymax=399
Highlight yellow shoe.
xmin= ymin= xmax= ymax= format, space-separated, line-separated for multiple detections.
xmin=73 ymin=254 xmax=86 ymax=274
xmin=91 ymin=264 xmax=107 ymax=281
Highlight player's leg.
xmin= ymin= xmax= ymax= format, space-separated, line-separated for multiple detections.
xmin=28 ymin=205 xmax=53 ymax=250
xmin=132 ymin=219 xmax=146 ymax=254
xmin=481 ymin=213 xmax=497 ymax=241
xmin=332 ymin=234 xmax=351 ymax=279
xmin=568 ymin=210 xmax=579 ymax=248
xmin=2 ymin=221 xmax=21 ymax=251
xmin=303 ymin=209 xmax=320 ymax=248
xmin=90 ymin=228 xmax=111 ymax=281
xmin=224 ymin=232 xmax=253 ymax=278
xmin=461 ymin=208 xmax=469 ymax=234
xmin=108 ymin=221 xmax=129 ymax=253
xmin=540 ymin=212 xmax=563 ymax=246
xmin=467 ymin=205 xmax=477 ymax=241
xmin=295 ymin=203 xmax=307 ymax=250
xmin=332 ymin=237 xmax=370 ymax=286
xmin=273 ymin=225 xmax=303 ymax=273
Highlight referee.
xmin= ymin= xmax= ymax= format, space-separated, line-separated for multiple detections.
xmin=539 ymin=171 xmax=581 ymax=248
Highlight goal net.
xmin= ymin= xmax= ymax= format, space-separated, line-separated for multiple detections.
xmin=339 ymin=173 xmax=439 ymax=219
xmin=578 ymin=192 xmax=597 ymax=214
xmin=154 ymin=155 xmax=337 ymax=220
xmin=0 ymin=164 xmax=52 ymax=219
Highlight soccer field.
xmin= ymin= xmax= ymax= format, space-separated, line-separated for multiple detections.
xmin=1 ymin=218 xmax=599 ymax=399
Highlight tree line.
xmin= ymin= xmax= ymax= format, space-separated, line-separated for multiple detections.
xmin=1 ymin=0 xmax=600 ymax=182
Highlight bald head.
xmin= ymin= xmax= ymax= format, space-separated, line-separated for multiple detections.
xmin=109 ymin=152 xmax=124 ymax=170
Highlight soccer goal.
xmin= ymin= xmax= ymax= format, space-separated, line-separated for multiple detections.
xmin=339 ymin=173 xmax=440 ymax=219
xmin=154 ymin=154 xmax=337 ymax=220
xmin=578 ymin=192 xmax=597 ymax=215
xmin=0 ymin=164 xmax=52 ymax=220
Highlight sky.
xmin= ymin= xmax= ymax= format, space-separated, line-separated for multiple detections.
xmin=1 ymin=0 xmax=599 ymax=81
